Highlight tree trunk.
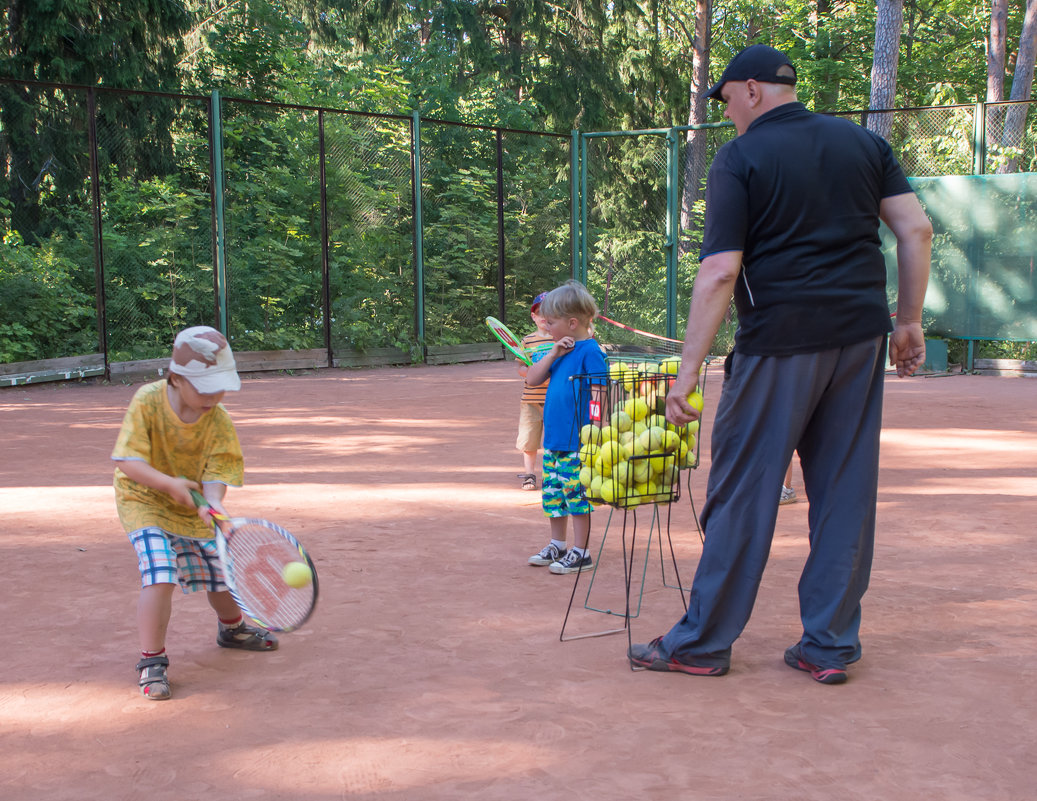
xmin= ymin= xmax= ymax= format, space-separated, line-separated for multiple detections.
xmin=867 ymin=0 xmax=904 ymax=142
xmin=987 ymin=0 xmax=1009 ymax=145
xmin=678 ymin=0 xmax=710 ymax=257
xmin=998 ymin=0 xmax=1037 ymax=172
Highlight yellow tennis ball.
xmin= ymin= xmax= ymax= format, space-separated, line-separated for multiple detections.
xmin=613 ymin=410 xmax=633 ymax=433
xmin=282 ymin=561 xmax=312 ymax=588
xmin=686 ymin=390 xmax=704 ymax=412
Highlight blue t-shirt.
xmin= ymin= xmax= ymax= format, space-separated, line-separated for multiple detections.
xmin=542 ymin=338 xmax=607 ymax=452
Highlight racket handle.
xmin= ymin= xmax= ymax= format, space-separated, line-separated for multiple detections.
xmin=188 ymin=488 xmax=209 ymax=508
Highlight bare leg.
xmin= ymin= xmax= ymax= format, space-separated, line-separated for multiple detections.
xmin=549 ymin=516 xmax=568 ymax=547
xmin=207 ymin=590 xmax=243 ymax=621
xmin=137 ymin=583 xmax=176 ymax=653
xmin=571 ymin=513 xmax=590 ymax=550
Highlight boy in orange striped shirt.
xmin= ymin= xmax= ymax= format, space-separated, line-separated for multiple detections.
xmin=515 ymin=292 xmax=555 ymax=490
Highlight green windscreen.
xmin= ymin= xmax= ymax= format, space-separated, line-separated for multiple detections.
xmin=884 ymin=174 xmax=1037 ymax=341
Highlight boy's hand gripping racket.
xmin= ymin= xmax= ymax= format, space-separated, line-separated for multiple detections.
xmin=189 ymin=489 xmax=318 ymax=632
xmin=485 ymin=316 xmax=532 ymax=365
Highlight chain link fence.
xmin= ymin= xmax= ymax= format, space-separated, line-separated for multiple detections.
xmin=581 ymin=103 xmax=1037 ymax=360
xmin=0 ymin=79 xmax=571 ymax=379
xmin=2 ymin=78 xmax=1035 ymax=381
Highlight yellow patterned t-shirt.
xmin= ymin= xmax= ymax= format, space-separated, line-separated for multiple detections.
xmin=112 ymin=379 xmax=244 ymax=539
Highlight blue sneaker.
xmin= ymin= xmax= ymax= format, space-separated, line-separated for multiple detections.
xmin=528 ymin=543 xmax=566 ymax=566
xmin=548 ymin=549 xmax=592 ymax=574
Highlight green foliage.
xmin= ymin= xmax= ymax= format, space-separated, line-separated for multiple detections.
xmin=0 ymin=211 xmax=96 ymax=361
xmin=3 ymin=0 xmax=1037 ymax=371
xmin=100 ymin=173 xmax=216 ymax=360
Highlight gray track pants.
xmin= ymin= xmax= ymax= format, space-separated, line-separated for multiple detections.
xmin=660 ymin=336 xmax=887 ymax=670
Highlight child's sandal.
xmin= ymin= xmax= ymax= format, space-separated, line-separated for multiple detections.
xmin=217 ymin=621 xmax=279 ymax=651
xmin=136 ymin=655 xmax=171 ymax=700
xmin=518 ymin=473 xmax=537 ymax=491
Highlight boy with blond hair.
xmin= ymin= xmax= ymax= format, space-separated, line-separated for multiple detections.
xmin=524 ymin=280 xmax=607 ymax=574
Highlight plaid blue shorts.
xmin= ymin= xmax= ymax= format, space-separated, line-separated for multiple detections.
xmin=128 ymin=528 xmax=228 ymax=594
xmin=542 ymin=449 xmax=592 ymax=518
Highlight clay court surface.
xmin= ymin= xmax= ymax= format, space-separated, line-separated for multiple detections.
xmin=1 ymin=362 xmax=1034 ymax=800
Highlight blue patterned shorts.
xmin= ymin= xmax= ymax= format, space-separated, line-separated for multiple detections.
xmin=542 ymin=449 xmax=592 ymax=518
xmin=128 ymin=527 xmax=228 ymax=593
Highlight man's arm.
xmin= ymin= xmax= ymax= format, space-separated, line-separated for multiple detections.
xmin=880 ymin=192 xmax=933 ymax=377
xmin=664 ymin=250 xmax=742 ymax=425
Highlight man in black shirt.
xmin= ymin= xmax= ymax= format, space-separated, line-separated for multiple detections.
xmin=629 ymin=45 xmax=932 ymax=684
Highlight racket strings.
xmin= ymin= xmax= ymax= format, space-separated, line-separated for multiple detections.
xmin=224 ymin=521 xmax=316 ymax=631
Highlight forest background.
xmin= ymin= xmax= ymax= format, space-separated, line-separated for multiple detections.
xmin=2 ymin=0 xmax=1036 ymax=366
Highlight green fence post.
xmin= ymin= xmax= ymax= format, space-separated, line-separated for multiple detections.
xmin=411 ymin=111 xmax=426 ymax=358
xmin=318 ymin=109 xmax=332 ymax=367
xmin=495 ymin=128 xmax=506 ymax=319
xmin=571 ymin=130 xmax=580 ymax=281
xmin=579 ymin=132 xmax=589 ymax=285
xmin=665 ymin=129 xmax=679 ymax=340
xmin=972 ymin=102 xmax=986 ymax=176
xmin=210 ymin=90 xmax=229 ymax=335
xmin=86 ymin=88 xmax=109 ymax=375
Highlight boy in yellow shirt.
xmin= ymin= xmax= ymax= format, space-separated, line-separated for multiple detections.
xmin=113 ymin=326 xmax=276 ymax=701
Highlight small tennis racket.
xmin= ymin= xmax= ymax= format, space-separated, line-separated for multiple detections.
xmin=189 ymin=489 xmax=318 ymax=633
xmin=485 ymin=316 xmax=532 ymax=365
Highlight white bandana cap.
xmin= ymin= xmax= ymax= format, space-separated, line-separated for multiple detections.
xmin=168 ymin=326 xmax=241 ymax=394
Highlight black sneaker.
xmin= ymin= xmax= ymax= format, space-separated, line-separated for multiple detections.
xmin=528 ymin=543 xmax=565 ymax=566
xmin=548 ymin=549 xmax=592 ymax=574
xmin=628 ymin=637 xmax=729 ymax=676
xmin=784 ymin=644 xmax=847 ymax=684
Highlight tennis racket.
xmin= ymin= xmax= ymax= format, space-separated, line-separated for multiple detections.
xmin=189 ymin=489 xmax=318 ymax=632
xmin=485 ymin=316 xmax=532 ymax=365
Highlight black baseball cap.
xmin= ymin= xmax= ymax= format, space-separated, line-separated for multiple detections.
xmin=704 ymin=45 xmax=797 ymax=100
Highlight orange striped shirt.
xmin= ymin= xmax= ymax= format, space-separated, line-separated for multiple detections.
xmin=520 ymin=332 xmax=555 ymax=403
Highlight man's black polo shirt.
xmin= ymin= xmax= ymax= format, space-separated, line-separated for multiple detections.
xmin=700 ymin=102 xmax=913 ymax=355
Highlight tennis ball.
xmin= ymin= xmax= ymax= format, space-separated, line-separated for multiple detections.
xmin=638 ymin=425 xmax=666 ymax=453
xmin=645 ymin=413 xmax=667 ymax=430
xmin=662 ymin=429 xmax=682 ymax=454
xmin=613 ymin=410 xmax=633 ymax=433
xmin=580 ymin=423 xmax=602 ymax=445
xmin=686 ymin=390 xmax=704 ymax=412
xmin=632 ymin=459 xmax=651 ymax=484
xmin=579 ymin=465 xmax=594 ymax=488
xmin=611 ymin=460 xmax=634 ymax=487
xmin=282 ymin=561 xmax=312 ymax=588
xmin=578 ymin=442 xmax=599 ymax=465
xmin=597 ymin=440 xmax=624 ymax=471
